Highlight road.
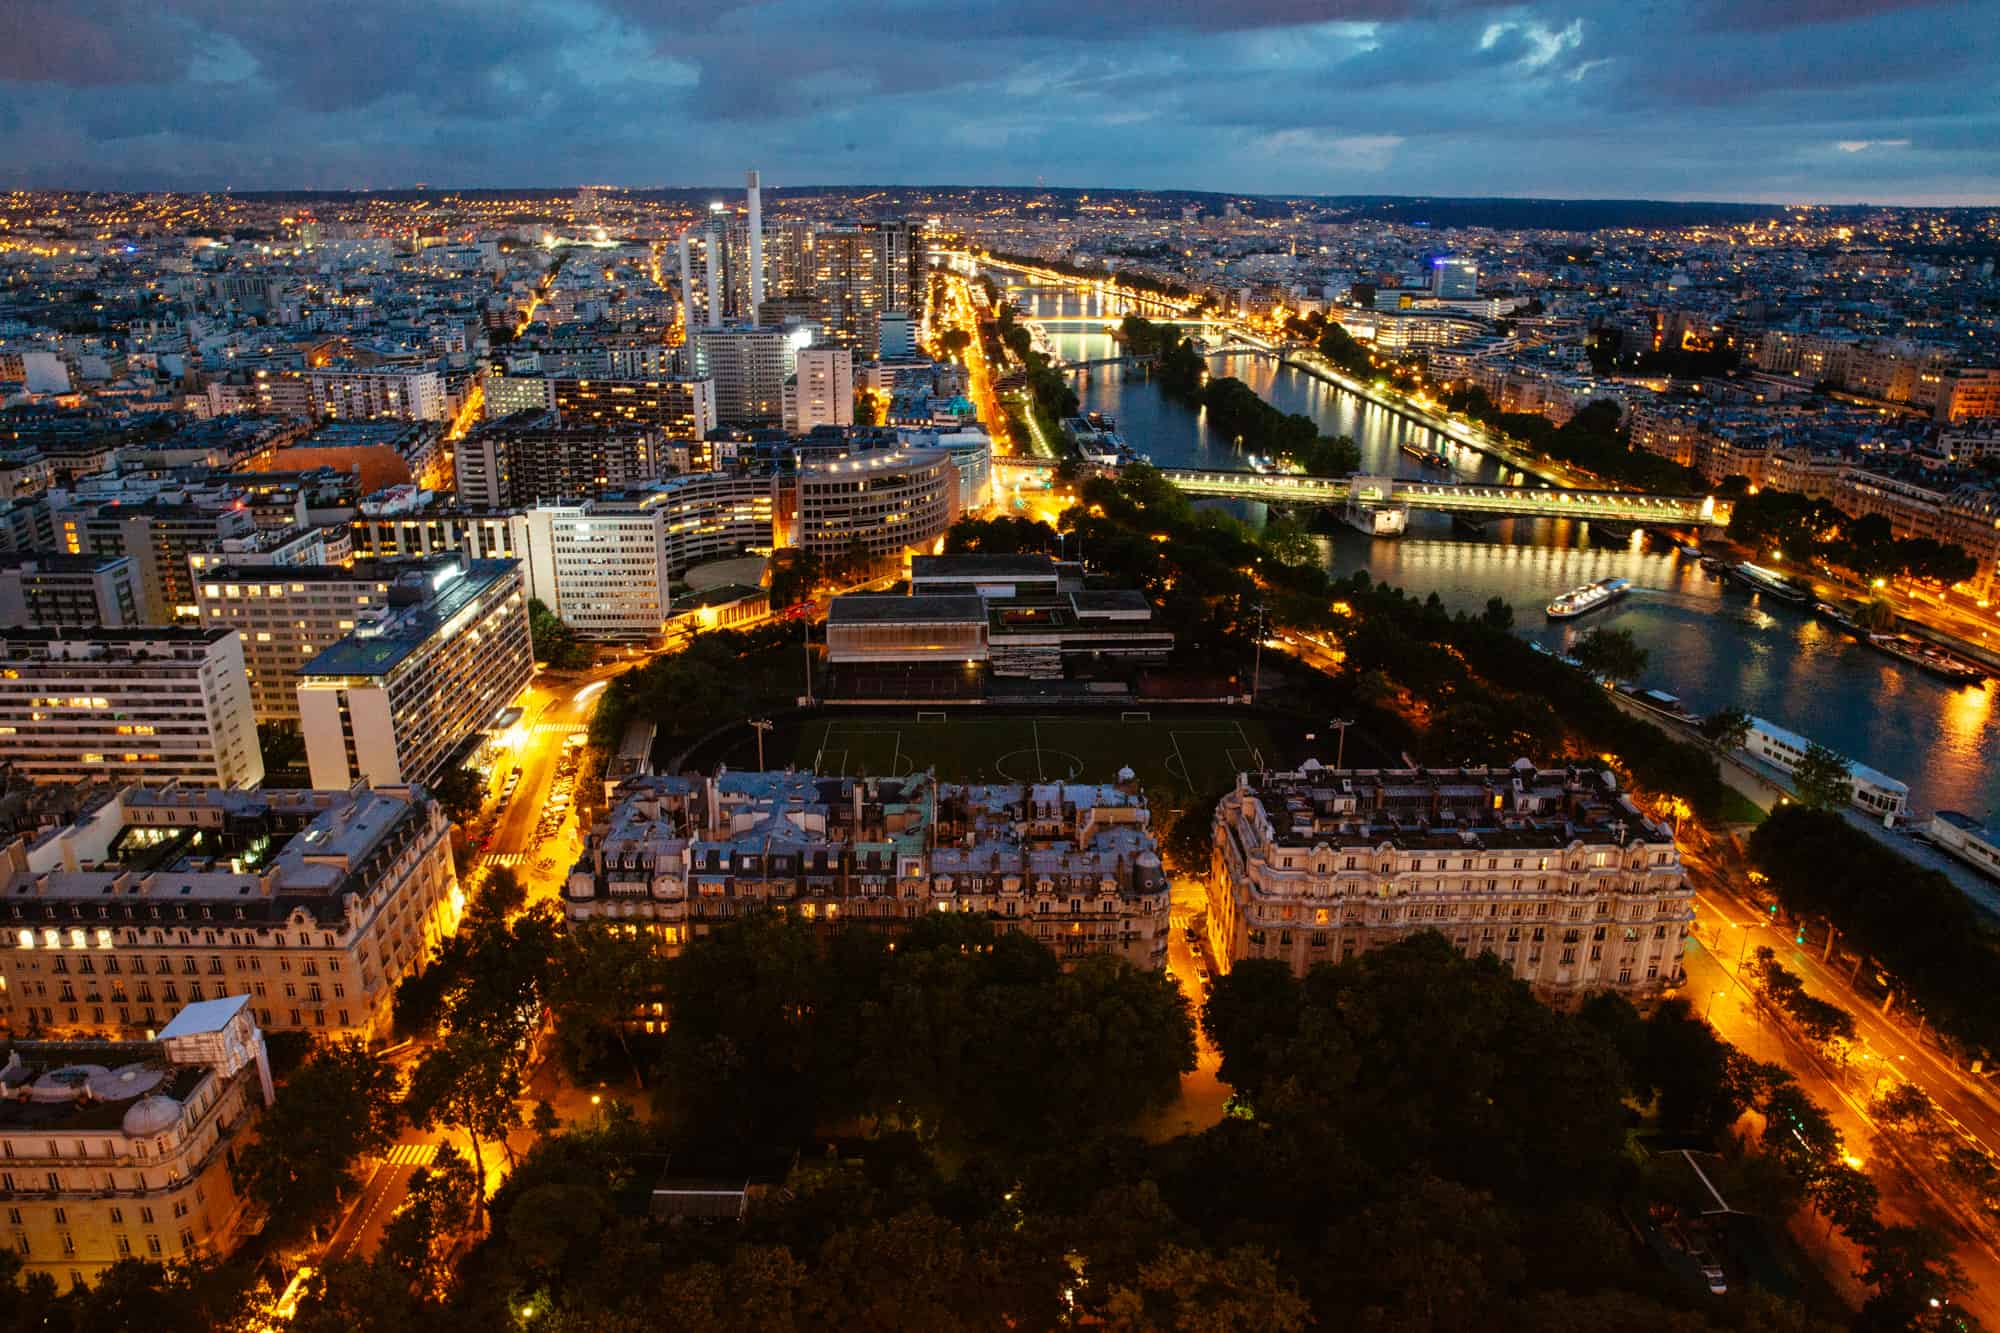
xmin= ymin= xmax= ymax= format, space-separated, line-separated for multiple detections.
xmin=1684 ymin=851 xmax=2000 ymax=1322
xmin=1139 ymin=880 xmax=1228 ymax=1141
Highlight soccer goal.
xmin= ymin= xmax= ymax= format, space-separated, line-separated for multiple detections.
xmin=1120 ymin=710 xmax=1153 ymax=723
xmin=915 ymin=711 xmax=949 ymax=724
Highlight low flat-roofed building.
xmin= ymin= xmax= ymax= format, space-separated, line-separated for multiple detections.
xmin=910 ymin=553 xmax=1063 ymax=599
xmin=0 ymin=783 xmax=461 ymax=1042
xmin=1210 ymin=761 xmax=1690 ymax=1001
xmin=0 ymin=995 xmax=275 ymax=1287
xmin=824 ymin=575 xmax=1173 ymax=696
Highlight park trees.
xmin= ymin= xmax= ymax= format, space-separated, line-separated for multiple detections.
xmin=1789 ymin=742 xmax=1854 ymax=810
xmin=527 ymin=597 xmax=591 ymax=671
xmin=548 ymin=923 xmax=671 ymax=1084
xmin=1698 ymin=705 xmax=1752 ymax=754
xmin=232 ymin=1040 xmax=403 ymax=1247
xmin=404 ymin=1032 xmax=522 ymax=1227
xmin=1571 ymin=626 xmax=1649 ymax=683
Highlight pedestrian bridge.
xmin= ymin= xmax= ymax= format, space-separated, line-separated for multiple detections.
xmin=1160 ymin=470 xmax=1733 ymax=527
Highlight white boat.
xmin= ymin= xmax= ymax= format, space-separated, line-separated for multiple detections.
xmin=1546 ymin=577 xmax=1631 ymax=619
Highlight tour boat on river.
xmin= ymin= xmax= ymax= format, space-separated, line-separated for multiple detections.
xmin=1546 ymin=576 xmax=1631 ymax=619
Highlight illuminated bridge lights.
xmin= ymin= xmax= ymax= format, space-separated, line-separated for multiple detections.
xmin=1157 ymin=470 xmax=1732 ymax=526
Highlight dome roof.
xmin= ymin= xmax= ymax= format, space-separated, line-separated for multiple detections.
xmin=121 ymin=1095 xmax=183 ymax=1137
xmin=91 ymin=1063 xmax=168 ymax=1102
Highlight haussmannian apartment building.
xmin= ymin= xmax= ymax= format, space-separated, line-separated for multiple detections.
xmin=0 ymin=783 xmax=462 ymax=1043
xmin=0 ymin=629 xmax=263 ymax=791
xmin=565 ymin=771 xmax=1171 ymax=976
xmin=1208 ymin=761 xmax=1691 ymax=1000
xmin=297 ymin=558 xmax=532 ymax=790
xmin=0 ymin=995 xmax=275 ymax=1289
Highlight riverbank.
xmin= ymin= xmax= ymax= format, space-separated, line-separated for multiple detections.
xmin=1608 ymin=690 xmax=2000 ymax=921
xmin=1279 ymin=346 xmax=1572 ymax=486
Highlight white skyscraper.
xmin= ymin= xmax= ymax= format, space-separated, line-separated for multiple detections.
xmin=784 ymin=346 xmax=856 ymax=434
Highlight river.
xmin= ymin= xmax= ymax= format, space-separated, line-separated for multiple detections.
xmin=1008 ymin=280 xmax=2000 ymax=822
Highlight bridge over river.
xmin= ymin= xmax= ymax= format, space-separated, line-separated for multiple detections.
xmin=1160 ymin=470 xmax=1732 ymax=527
xmin=992 ymin=457 xmax=1730 ymax=528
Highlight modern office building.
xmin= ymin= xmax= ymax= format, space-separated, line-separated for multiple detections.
xmin=524 ymin=500 xmax=673 ymax=642
xmin=783 ymin=346 xmax=855 ymax=434
xmin=1431 ymin=257 xmax=1479 ymax=299
xmin=0 ymin=995 xmax=274 ymax=1287
xmin=790 ymin=447 xmax=957 ymax=562
xmin=547 ymin=375 xmax=716 ymax=443
xmin=304 ymin=364 xmax=449 ymax=422
xmin=825 ymin=557 xmax=1172 ymax=696
xmin=297 ymin=559 xmax=531 ymax=789
xmin=0 ymin=783 xmax=462 ymax=1042
xmin=196 ymin=557 xmax=458 ymax=723
xmin=456 ymin=411 xmax=668 ymax=508
xmin=1207 ymin=762 xmax=1691 ymax=1000
xmin=0 ymin=628 xmax=262 ymax=790
xmin=877 ymin=312 xmax=919 ymax=360
xmin=565 ymin=770 xmax=1170 ymax=969
xmin=690 ymin=326 xmax=801 ymax=428
xmin=0 ymin=553 xmax=141 ymax=628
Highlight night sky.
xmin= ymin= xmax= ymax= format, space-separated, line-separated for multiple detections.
xmin=2 ymin=0 xmax=1993 ymax=203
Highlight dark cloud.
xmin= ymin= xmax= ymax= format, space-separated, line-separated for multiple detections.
xmin=0 ymin=0 xmax=1990 ymax=203
xmin=0 ymin=1 xmax=196 ymax=86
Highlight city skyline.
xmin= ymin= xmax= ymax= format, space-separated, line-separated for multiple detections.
xmin=4 ymin=0 xmax=1996 ymax=206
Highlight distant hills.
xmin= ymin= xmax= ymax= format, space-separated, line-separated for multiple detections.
xmin=158 ymin=185 xmax=1988 ymax=232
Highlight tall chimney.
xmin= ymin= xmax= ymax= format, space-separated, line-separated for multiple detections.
xmin=746 ymin=168 xmax=765 ymax=322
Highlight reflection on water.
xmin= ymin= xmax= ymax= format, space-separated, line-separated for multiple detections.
xmin=1007 ymin=281 xmax=2000 ymax=820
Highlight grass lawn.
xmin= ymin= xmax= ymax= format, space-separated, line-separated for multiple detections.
xmin=1716 ymin=786 xmax=1770 ymax=827
xmin=790 ymin=711 xmax=1274 ymax=811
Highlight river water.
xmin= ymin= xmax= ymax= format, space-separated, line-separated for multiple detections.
xmin=1009 ymin=281 xmax=2000 ymax=821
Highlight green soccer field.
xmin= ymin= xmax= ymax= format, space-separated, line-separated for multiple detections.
xmin=792 ymin=711 xmax=1273 ymax=809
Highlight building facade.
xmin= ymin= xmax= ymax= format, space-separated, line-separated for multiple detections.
xmin=297 ymin=559 xmax=531 ymax=789
xmin=1209 ymin=762 xmax=1691 ymax=1000
xmin=0 ymin=554 xmax=141 ymax=629
xmin=0 ymin=784 xmax=461 ymax=1043
xmin=196 ymin=558 xmax=460 ymax=723
xmin=0 ymin=996 xmax=274 ymax=1288
xmin=457 ymin=411 xmax=667 ymax=508
xmin=790 ymin=447 xmax=957 ymax=562
xmin=0 ymin=629 xmax=262 ymax=790
xmin=548 ymin=375 xmax=716 ymax=443
xmin=305 ymin=365 xmax=449 ymax=422
xmin=565 ymin=770 xmax=1170 ymax=970
xmin=783 ymin=346 xmax=855 ymax=435
xmin=691 ymin=326 xmax=800 ymax=428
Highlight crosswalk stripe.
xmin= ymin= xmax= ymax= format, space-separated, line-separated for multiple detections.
xmin=381 ymin=1143 xmax=438 ymax=1167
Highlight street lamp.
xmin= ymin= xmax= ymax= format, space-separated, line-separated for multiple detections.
xmin=1706 ymin=988 xmax=1726 ymax=1021
xmin=1327 ymin=718 xmax=1355 ymax=770
xmin=749 ymin=718 xmax=773 ymax=770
